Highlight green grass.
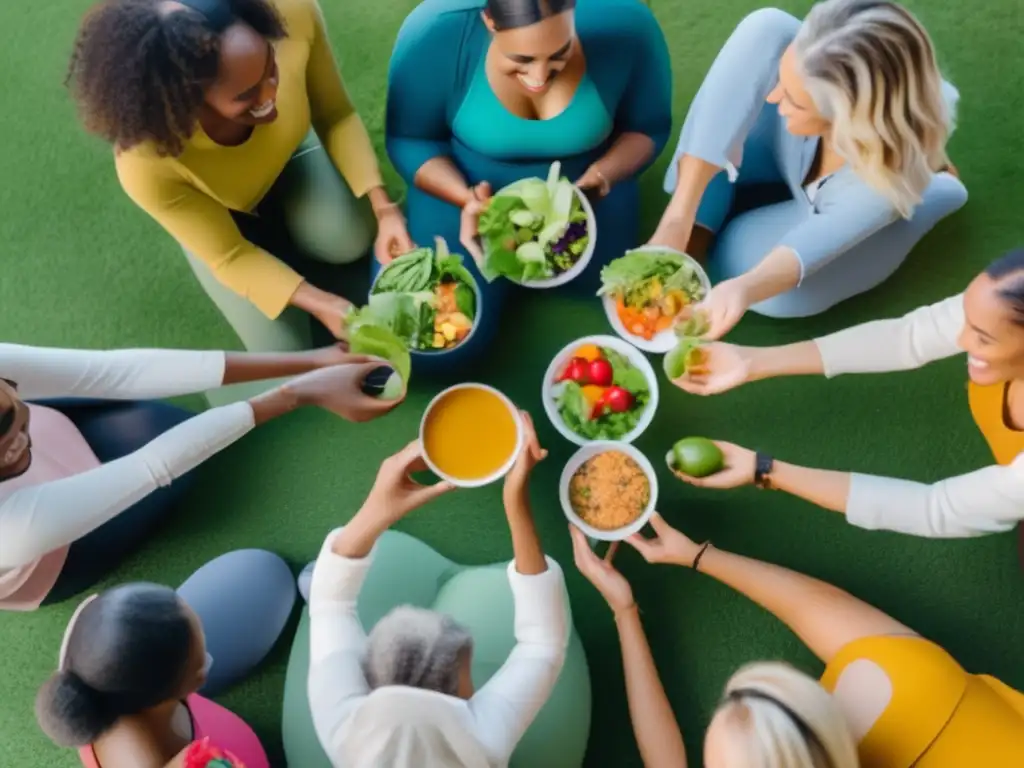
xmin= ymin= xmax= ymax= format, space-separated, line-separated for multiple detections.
xmin=1 ymin=0 xmax=1022 ymax=765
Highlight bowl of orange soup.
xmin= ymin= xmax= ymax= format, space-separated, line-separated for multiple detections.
xmin=420 ymin=383 xmax=524 ymax=487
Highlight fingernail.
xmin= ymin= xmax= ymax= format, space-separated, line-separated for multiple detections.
xmin=360 ymin=365 xmax=395 ymax=396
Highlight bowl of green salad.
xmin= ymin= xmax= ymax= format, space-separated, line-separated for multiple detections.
xmin=542 ymin=334 xmax=659 ymax=445
xmin=477 ymin=161 xmax=596 ymax=289
xmin=349 ymin=238 xmax=482 ymax=376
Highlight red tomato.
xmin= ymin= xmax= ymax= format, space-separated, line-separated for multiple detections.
xmin=558 ymin=357 xmax=590 ymax=384
xmin=604 ymin=386 xmax=633 ymax=413
xmin=587 ymin=358 xmax=613 ymax=387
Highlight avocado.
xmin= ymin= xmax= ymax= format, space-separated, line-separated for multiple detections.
xmin=670 ymin=437 xmax=724 ymax=478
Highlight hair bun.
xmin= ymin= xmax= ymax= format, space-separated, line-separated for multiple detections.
xmin=35 ymin=670 xmax=118 ymax=748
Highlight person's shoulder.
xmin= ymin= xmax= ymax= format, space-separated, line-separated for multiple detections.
xmin=400 ymin=0 xmax=482 ymax=36
xmin=577 ymin=0 xmax=662 ymax=36
xmin=268 ymin=0 xmax=319 ymax=38
xmin=394 ymin=0 xmax=482 ymax=55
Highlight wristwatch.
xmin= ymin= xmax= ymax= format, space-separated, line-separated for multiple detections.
xmin=754 ymin=452 xmax=774 ymax=489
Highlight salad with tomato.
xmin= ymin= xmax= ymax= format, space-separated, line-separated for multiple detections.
xmin=552 ymin=344 xmax=651 ymax=441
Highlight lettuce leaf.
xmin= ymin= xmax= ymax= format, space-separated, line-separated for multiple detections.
xmin=348 ymin=323 xmax=411 ymax=386
xmin=479 ymin=161 xmax=583 ymax=282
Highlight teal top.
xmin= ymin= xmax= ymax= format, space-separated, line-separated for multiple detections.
xmin=452 ymin=54 xmax=613 ymax=161
xmin=385 ymin=0 xmax=672 ymax=184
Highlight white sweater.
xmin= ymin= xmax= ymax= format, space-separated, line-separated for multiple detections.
xmin=0 ymin=344 xmax=255 ymax=571
xmin=814 ymin=294 xmax=1024 ymax=538
xmin=308 ymin=528 xmax=569 ymax=768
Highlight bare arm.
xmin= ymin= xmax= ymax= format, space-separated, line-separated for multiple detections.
xmin=591 ymin=133 xmax=656 ymax=188
xmin=414 ymin=157 xmax=475 ymax=209
xmin=502 ymin=481 xmax=548 ymax=576
xmin=697 ymin=546 xmax=915 ymax=663
xmin=617 ymin=606 xmax=688 ymax=768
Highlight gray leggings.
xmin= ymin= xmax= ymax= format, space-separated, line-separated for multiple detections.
xmin=184 ymin=133 xmax=376 ymax=353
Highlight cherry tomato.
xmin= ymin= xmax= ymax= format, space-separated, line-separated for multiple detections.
xmin=587 ymin=358 xmax=613 ymax=387
xmin=558 ymin=357 xmax=590 ymax=384
xmin=603 ymin=386 xmax=633 ymax=413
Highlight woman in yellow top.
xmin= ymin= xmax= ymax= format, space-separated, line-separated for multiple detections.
xmin=569 ymin=521 xmax=1024 ymax=766
xmin=670 ymin=248 xmax=1024 ymax=556
xmin=68 ymin=0 xmax=412 ymax=352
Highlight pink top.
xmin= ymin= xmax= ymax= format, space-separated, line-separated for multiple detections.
xmin=0 ymin=344 xmax=253 ymax=611
xmin=78 ymin=694 xmax=270 ymax=768
xmin=0 ymin=405 xmax=101 ymax=610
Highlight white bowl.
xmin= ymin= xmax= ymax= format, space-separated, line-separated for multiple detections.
xmin=559 ymin=441 xmax=659 ymax=541
xmin=541 ymin=334 xmax=659 ymax=446
xmin=419 ymin=383 xmax=524 ymax=488
xmin=601 ymin=246 xmax=711 ymax=353
xmin=505 ymin=186 xmax=597 ymax=289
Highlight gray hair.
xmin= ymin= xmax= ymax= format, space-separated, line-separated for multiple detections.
xmin=363 ymin=606 xmax=473 ymax=697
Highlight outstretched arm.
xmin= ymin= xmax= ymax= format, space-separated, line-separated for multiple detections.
xmin=616 ymin=606 xmax=688 ymax=768
xmin=629 ymin=515 xmax=915 ymax=664
xmin=0 ymin=343 xmax=364 ymax=401
xmin=570 ymin=527 xmax=687 ymax=768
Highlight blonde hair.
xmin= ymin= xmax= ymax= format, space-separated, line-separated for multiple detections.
xmin=712 ymin=662 xmax=860 ymax=768
xmin=794 ymin=0 xmax=950 ymax=217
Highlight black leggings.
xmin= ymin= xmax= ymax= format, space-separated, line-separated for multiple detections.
xmin=40 ymin=399 xmax=194 ymax=605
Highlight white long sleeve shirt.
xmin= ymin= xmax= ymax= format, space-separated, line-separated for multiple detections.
xmin=813 ymin=294 xmax=1024 ymax=537
xmin=0 ymin=344 xmax=254 ymax=609
xmin=307 ymin=528 xmax=569 ymax=767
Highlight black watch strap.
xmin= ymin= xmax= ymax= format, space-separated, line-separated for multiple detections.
xmin=754 ymin=452 xmax=774 ymax=489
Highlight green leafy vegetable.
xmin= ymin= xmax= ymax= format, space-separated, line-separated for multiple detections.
xmin=347 ymin=323 xmax=411 ymax=397
xmin=598 ymin=249 xmax=707 ymax=308
xmin=351 ymin=237 xmax=479 ymax=353
xmin=478 ymin=161 xmax=590 ymax=283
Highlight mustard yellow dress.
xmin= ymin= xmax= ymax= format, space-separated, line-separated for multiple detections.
xmin=820 ymin=381 xmax=1024 ymax=767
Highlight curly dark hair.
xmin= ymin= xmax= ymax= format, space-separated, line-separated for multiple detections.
xmin=67 ymin=0 xmax=287 ymax=156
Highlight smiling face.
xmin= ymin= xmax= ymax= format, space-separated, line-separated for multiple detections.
xmin=202 ymin=21 xmax=280 ymax=125
xmin=0 ymin=380 xmax=32 ymax=479
xmin=958 ymin=273 xmax=1024 ymax=386
xmin=483 ymin=10 xmax=576 ymax=95
xmin=766 ymin=45 xmax=831 ymax=137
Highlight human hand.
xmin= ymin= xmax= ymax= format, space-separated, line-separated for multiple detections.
xmin=625 ymin=513 xmax=701 ymax=567
xmin=285 ymin=361 xmax=404 ymax=422
xmin=648 ymin=213 xmax=694 ymax=254
xmin=358 ymin=440 xmax=457 ymax=529
xmin=459 ymin=182 xmax=491 ymax=268
xmin=694 ymin=278 xmax=750 ymax=340
xmin=569 ymin=525 xmax=635 ymax=614
xmin=504 ymin=411 xmax=547 ymax=494
xmin=307 ymin=344 xmax=381 ymax=369
xmin=310 ymin=294 xmax=355 ymax=341
xmin=374 ymin=206 xmax=415 ymax=265
xmin=575 ymin=164 xmax=611 ymax=198
xmin=668 ymin=441 xmax=755 ymax=489
xmin=672 ymin=342 xmax=757 ymax=395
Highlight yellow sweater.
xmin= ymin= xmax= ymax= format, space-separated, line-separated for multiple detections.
xmin=116 ymin=0 xmax=382 ymax=318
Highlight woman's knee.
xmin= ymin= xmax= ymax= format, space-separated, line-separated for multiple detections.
xmin=919 ymin=172 xmax=968 ymax=223
xmin=733 ymin=8 xmax=801 ymax=44
xmin=178 ymin=549 xmax=297 ymax=696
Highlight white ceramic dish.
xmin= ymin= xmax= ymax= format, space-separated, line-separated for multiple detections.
xmin=502 ymin=185 xmax=597 ymax=289
xmin=542 ymin=334 xmax=659 ymax=446
xmin=601 ymin=246 xmax=711 ymax=353
xmin=559 ymin=441 xmax=659 ymax=542
xmin=419 ymin=383 xmax=523 ymax=488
